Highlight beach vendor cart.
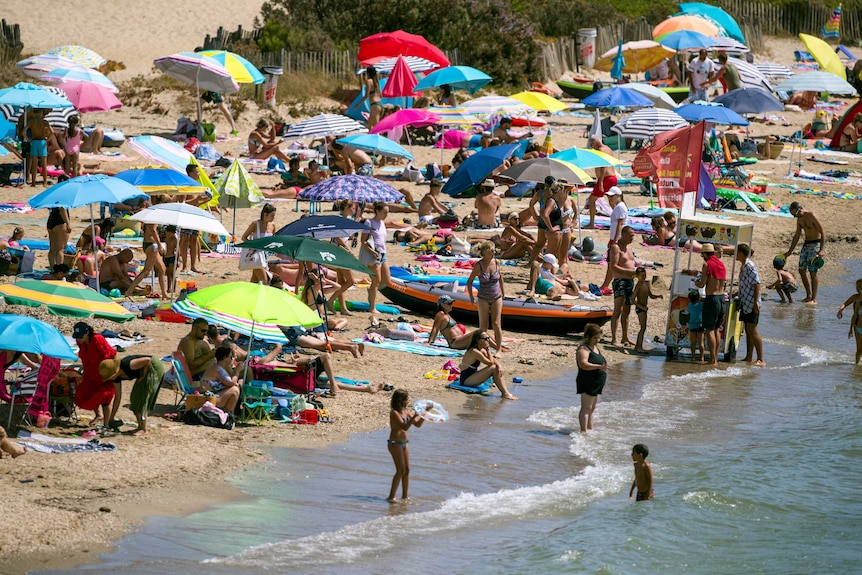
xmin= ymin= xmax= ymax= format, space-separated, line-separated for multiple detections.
xmin=664 ymin=214 xmax=753 ymax=361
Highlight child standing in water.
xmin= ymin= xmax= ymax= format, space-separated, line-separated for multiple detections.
xmin=629 ymin=443 xmax=653 ymax=501
xmin=387 ymin=389 xmax=424 ymax=503
xmin=633 ymin=267 xmax=663 ymax=354
xmin=687 ymin=290 xmax=705 ymax=363
xmin=837 ymin=278 xmax=862 ymax=364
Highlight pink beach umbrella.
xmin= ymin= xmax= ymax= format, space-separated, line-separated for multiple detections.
xmin=370 ymin=108 xmax=441 ymax=134
xmin=57 ymin=81 xmax=122 ymax=113
xmin=381 ymin=56 xmax=419 ymax=98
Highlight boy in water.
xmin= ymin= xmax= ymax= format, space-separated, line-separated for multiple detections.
xmin=766 ymin=256 xmax=798 ymax=304
xmin=837 ymin=278 xmax=862 ymax=364
xmin=629 ymin=443 xmax=653 ymax=501
xmin=633 ymin=267 xmax=663 ymax=354
xmin=687 ymin=290 xmax=705 ymax=363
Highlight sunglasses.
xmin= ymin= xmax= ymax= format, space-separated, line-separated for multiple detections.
xmin=480 ymin=336 xmax=491 ymax=341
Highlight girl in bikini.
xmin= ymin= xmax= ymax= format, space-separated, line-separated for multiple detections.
xmin=457 ymin=330 xmax=517 ymax=400
xmin=353 ymin=66 xmax=383 ymax=129
xmin=359 ymin=201 xmax=390 ymax=327
xmin=468 ymin=241 xmax=505 ymax=355
xmin=248 ymin=119 xmax=290 ymax=162
xmin=387 ymin=389 xmax=424 ymax=502
xmin=427 ymin=294 xmax=501 ymax=350
xmin=125 ymin=223 xmax=168 ymax=298
xmin=241 ymin=203 xmax=277 ymax=285
xmin=545 ymin=180 xmax=575 ymax=273
xmin=837 ymin=278 xmax=862 ymax=364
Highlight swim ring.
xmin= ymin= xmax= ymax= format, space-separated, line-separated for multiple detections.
xmin=413 ymin=399 xmax=449 ymax=423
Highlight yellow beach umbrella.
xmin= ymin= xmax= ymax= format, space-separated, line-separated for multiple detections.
xmin=509 ymin=91 xmax=569 ymax=113
xmin=595 ymin=41 xmax=676 ymax=74
xmin=798 ymin=33 xmax=846 ymax=79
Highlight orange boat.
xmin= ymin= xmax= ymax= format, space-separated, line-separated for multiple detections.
xmin=381 ymin=278 xmax=612 ymax=334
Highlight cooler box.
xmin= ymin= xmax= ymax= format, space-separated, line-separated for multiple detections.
xmin=155 ymin=307 xmax=189 ymax=323
xmin=250 ymin=363 xmax=315 ymax=393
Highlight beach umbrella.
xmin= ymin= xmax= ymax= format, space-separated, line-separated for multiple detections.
xmin=41 ymin=67 xmax=118 ymax=93
xmin=298 ymin=174 xmax=405 ymax=204
xmin=441 ymin=143 xmax=519 ymax=197
xmin=509 ymin=91 xmax=569 ymax=113
xmin=0 ymin=82 xmax=75 ymax=110
xmin=426 ymin=106 xmax=483 ymax=126
xmin=276 ymin=215 xmax=369 ymax=239
xmin=127 ymin=135 xmax=196 ymax=173
xmin=129 ymin=203 xmax=229 ymax=236
xmin=679 ymin=2 xmax=745 ymax=43
xmin=675 ymin=102 xmax=749 ymax=126
xmin=582 ymin=86 xmax=654 ymax=109
xmin=712 ymin=87 xmax=783 ymax=114
xmin=284 ymin=113 xmax=367 ymax=140
xmin=335 ymin=134 xmax=413 ymax=160
xmin=706 ymin=36 xmax=750 ymax=55
xmin=659 ymin=30 xmax=713 ymax=51
xmin=114 ymin=166 xmax=206 ymax=195
xmin=0 ymin=315 xmax=78 ymax=362
xmin=653 ymin=15 xmax=720 ymax=41
xmin=612 ymin=108 xmax=688 ymax=139
xmin=500 ymin=157 xmax=591 ymax=185
xmin=358 ymin=30 xmax=450 ymax=68
xmin=461 ymin=95 xmax=533 ymax=118
xmin=198 ymin=50 xmax=264 ymax=84
xmin=619 ymin=83 xmax=678 ymax=110
xmin=172 ymin=299 xmax=292 ymax=345
xmin=236 ymin=235 xmax=370 ymax=275
xmin=414 ymin=66 xmax=492 ymax=94
xmin=216 ymin=160 xmax=264 ymax=236
xmin=369 ymin=108 xmax=441 ymax=134
xmin=153 ymin=52 xmax=239 ymax=125
xmin=775 ymin=71 xmax=855 ymax=95
xmin=380 ymin=56 xmax=419 ymax=98
xmin=610 ymin=39 xmax=626 ymax=80
xmin=0 ymin=280 xmax=134 ymax=322
xmin=595 ymin=41 xmax=676 ymax=74
xmin=730 ymin=58 xmax=773 ymax=91
xmin=56 ymin=81 xmax=122 ymax=113
xmin=756 ymin=62 xmax=793 ymax=82
xmin=0 ymin=86 xmax=76 ymax=129
xmin=359 ymin=55 xmax=439 ymax=75
xmin=16 ymin=54 xmax=87 ymax=79
xmin=798 ymin=33 xmax=846 ymax=79
xmin=47 ymin=45 xmax=107 ymax=69
xmin=550 ymin=147 xmax=621 ymax=169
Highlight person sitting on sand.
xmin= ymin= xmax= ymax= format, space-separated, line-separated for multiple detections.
xmin=248 ymin=119 xmax=290 ymax=162
xmin=426 ymin=294 xmax=502 ymax=350
xmin=787 ymin=90 xmax=818 ymax=111
xmin=457 ymin=330 xmax=517 ymax=400
xmin=99 ymin=248 xmax=151 ymax=295
xmin=418 ymin=179 xmax=449 ymax=225
xmin=527 ymin=253 xmax=587 ymax=299
xmin=252 ymin=343 xmax=382 ymax=397
xmin=498 ymin=212 xmax=535 ymax=259
xmin=331 ymin=141 xmax=374 ymax=176
xmin=492 ymin=117 xmax=531 ymax=145
xmin=74 ymin=224 xmax=107 ymax=278
xmin=0 ymin=425 xmax=26 ymax=458
xmin=803 ymin=109 xmax=832 ymax=139
xmin=199 ymin=346 xmax=242 ymax=413
xmin=839 ymin=114 xmax=862 ymax=152
xmin=304 ymin=159 xmax=329 ymax=184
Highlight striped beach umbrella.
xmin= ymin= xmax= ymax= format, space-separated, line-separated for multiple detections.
xmin=17 ymin=54 xmax=87 ymax=79
xmin=46 ymin=45 xmax=107 ymax=69
xmin=41 ymin=67 xmax=118 ymax=93
xmin=172 ymin=299 xmax=291 ymax=344
xmin=359 ymin=55 xmax=440 ymax=75
xmin=462 ymin=95 xmax=533 ymax=118
xmin=114 ymin=167 xmax=206 ymax=195
xmin=198 ymin=50 xmax=264 ymax=84
xmin=729 ymin=58 xmax=773 ymax=91
xmin=0 ymin=280 xmax=135 ymax=322
xmin=755 ymin=62 xmax=793 ymax=82
xmin=706 ymin=36 xmax=749 ymax=55
xmin=612 ymin=108 xmax=688 ymax=139
xmin=774 ymin=71 xmax=856 ymax=95
xmin=550 ymin=147 xmax=622 ymax=169
xmin=0 ymin=86 xmax=77 ymax=129
xmin=284 ymin=113 xmax=367 ymax=139
xmin=299 ymin=174 xmax=404 ymax=204
xmin=426 ymin=106 xmax=483 ymax=126
xmin=127 ymin=135 xmax=196 ymax=173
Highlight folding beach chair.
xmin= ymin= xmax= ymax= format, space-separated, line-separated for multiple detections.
xmin=703 ymin=139 xmax=752 ymax=188
xmin=240 ymin=383 xmax=274 ymax=425
xmin=170 ymin=351 xmax=197 ymax=408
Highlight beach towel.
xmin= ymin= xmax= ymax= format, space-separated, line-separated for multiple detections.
xmin=129 ymin=357 xmax=165 ymax=416
xmin=447 ymin=380 xmax=493 ymax=394
xmin=0 ymin=203 xmax=34 ymax=213
xmin=15 ymin=431 xmax=117 ymax=453
xmin=352 ymin=338 xmax=464 ymax=357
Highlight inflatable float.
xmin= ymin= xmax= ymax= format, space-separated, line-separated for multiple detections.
xmin=556 ymin=80 xmax=690 ymax=103
xmin=381 ymin=277 xmax=612 ymax=334
xmin=84 ymin=126 xmax=125 ymax=148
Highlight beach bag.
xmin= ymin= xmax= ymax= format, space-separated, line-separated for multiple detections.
xmin=425 ymin=162 xmax=442 ymax=180
xmin=402 ymin=162 xmax=423 ymax=182
xmin=199 ymin=123 xmax=216 ymax=143
xmin=195 ymin=143 xmax=220 ymax=161
xmin=239 ymin=222 xmax=268 ymax=271
xmin=175 ymin=116 xmax=193 ymax=135
xmin=184 ymin=137 xmax=201 ymax=154
xmin=449 ymin=235 xmax=471 ymax=255
xmin=182 ymin=406 xmax=235 ymax=429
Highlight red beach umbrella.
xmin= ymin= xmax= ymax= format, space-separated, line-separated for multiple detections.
xmin=358 ymin=30 xmax=450 ymax=69
xmin=381 ymin=56 xmax=419 ymax=98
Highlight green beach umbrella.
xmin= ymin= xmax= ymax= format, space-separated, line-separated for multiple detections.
xmin=236 ymin=235 xmax=370 ymax=275
xmin=216 ymin=159 xmax=264 ymax=236
xmin=187 ymin=282 xmax=322 ymax=328
xmin=0 ymin=280 xmax=135 ymax=322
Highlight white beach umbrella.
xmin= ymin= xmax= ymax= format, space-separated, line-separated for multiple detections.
xmin=775 ymin=71 xmax=856 ymax=95
xmin=612 ymin=108 xmax=688 ymax=139
xmin=756 ymin=62 xmax=793 ymax=82
xmin=130 ymin=203 xmax=229 ymax=236
xmin=284 ymin=113 xmax=368 ymax=139
xmin=707 ymin=36 xmax=750 ymax=55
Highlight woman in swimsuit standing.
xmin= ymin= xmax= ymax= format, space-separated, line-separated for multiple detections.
xmin=359 ymin=201 xmax=390 ymax=327
xmin=468 ymin=241 xmax=505 ymax=355
xmin=576 ymin=323 xmax=607 ymax=433
xmin=46 ymin=206 xmax=71 ymax=267
xmin=837 ymin=278 xmax=862 ymax=364
xmin=387 ymin=388 xmax=424 ymax=502
xmin=241 ymin=203 xmax=278 ymax=285
xmin=457 ymin=330 xmax=517 ymax=399
xmin=125 ymin=222 xmax=168 ymax=298
xmin=353 ymin=66 xmax=383 ymax=129
xmin=545 ymin=180 xmax=576 ymax=273
xmin=61 ymin=115 xmax=83 ymax=177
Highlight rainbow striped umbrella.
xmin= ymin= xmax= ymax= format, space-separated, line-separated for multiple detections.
xmin=0 ymin=280 xmax=134 ymax=322
xmin=426 ymin=106 xmax=483 ymax=126
xmin=172 ymin=299 xmax=292 ymax=344
xmin=198 ymin=50 xmax=264 ymax=84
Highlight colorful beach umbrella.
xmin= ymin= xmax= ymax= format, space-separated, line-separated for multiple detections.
xmin=0 ymin=86 xmax=76 ymax=129
xmin=114 ymin=167 xmax=206 ymax=195
xmin=380 ymin=55 xmax=419 ymax=98
xmin=0 ymin=280 xmax=135 ymax=322
xmin=198 ymin=50 xmax=264 ymax=84
xmin=298 ymin=174 xmax=405 ymax=204
xmin=28 ymin=174 xmax=147 ymax=210
xmin=284 ymin=113 xmax=367 ymax=139
xmin=127 ymin=135 xmax=196 ymax=173
xmin=798 ymin=33 xmax=846 ymax=79
xmin=711 ymin=87 xmax=783 ymax=115
xmin=679 ymin=2 xmax=745 ymax=43
xmin=17 ymin=54 xmax=87 ymax=79
xmin=653 ymin=15 xmax=720 ymax=41
xmin=658 ymin=30 xmax=713 ymax=51
xmin=171 ymin=299 xmax=292 ymax=344
xmin=500 ymin=157 xmax=591 ymax=185
xmin=188 ymin=282 xmax=323 ymax=329
xmin=154 ymin=52 xmax=239 ymax=125
xmin=46 ymin=45 xmax=107 ymax=69
xmin=359 ymin=55 xmax=440 ymax=75
xmin=358 ymin=30 xmax=450 ymax=69
xmin=236 ymin=235 xmax=370 ymax=275
xmin=414 ymin=66 xmax=492 ymax=94
xmin=426 ymin=106 xmax=483 ymax=126
xmin=0 ymin=315 xmax=79 ymax=361
xmin=582 ymin=85 xmax=654 ymax=109
xmin=41 ymin=67 xmax=118 ymax=93
xmin=441 ymin=143 xmax=519 ymax=197
xmin=595 ymin=41 xmax=676 ymax=74
xmin=216 ymin=160 xmax=264 ymax=236
xmin=336 ymin=134 xmax=413 ymax=160
xmin=368 ymin=108 xmax=441 ymax=134
xmin=612 ymin=108 xmax=688 ymax=139
xmin=729 ymin=58 xmax=773 ymax=91
xmin=56 ymin=81 xmax=122 ymax=113
xmin=509 ymin=91 xmax=569 ymax=113
xmin=550 ymin=147 xmax=621 ymax=169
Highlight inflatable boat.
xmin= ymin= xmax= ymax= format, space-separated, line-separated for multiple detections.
xmin=381 ymin=277 xmax=612 ymax=334
xmin=557 ymin=80 xmax=690 ymax=103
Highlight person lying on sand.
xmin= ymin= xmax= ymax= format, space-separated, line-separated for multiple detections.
xmin=0 ymin=425 xmax=26 ymax=458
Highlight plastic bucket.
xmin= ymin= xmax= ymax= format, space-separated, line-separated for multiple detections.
xmin=263 ymin=67 xmax=283 ymax=108
xmin=578 ymin=28 xmax=597 ymax=68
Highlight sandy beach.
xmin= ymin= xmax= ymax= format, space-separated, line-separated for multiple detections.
xmin=3 ymin=5 xmax=862 ymax=573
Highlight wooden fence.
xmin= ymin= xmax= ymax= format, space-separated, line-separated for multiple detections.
xmin=717 ymin=0 xmax=862 ymax=42
xmin=0 ymin=20 xmax=23 ymax=68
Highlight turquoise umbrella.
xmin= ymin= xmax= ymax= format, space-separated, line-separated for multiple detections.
xmin=0 ymin=315 xmax=78 ymax=361
xmin=336 ymin=134 xmax=413 ymax=160
xmin=414 ymin=66 xmax=491 ymax=94
xmin=678 ymin=2 xmax=745 ymax=43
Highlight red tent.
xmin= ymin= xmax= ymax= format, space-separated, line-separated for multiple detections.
xmin=358 ymin=30 xmax=450 ymax=69
xmin=829 ymin=100 xmax=862 ymax=149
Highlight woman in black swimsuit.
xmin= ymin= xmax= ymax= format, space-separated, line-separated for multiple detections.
xmin=98 ymin=355 xmax=165 ymax=435
xmin=576 ymin=323 xmax=607 ymax=433
xmin=387 ymin=389 xmax=424 ymax=502
xmin=353 ymin=66 xmax=383 ymax=129
xmin=457 ymin=330 xmax=517 ymax=400
xmin=47 ymin=206 xmax=71 ymax=267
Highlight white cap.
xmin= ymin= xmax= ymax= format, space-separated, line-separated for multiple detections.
xmin=542 ymin=253 xmax=559 ymax=267
xmin=481 ymin=179 xmax=496 ymax=188
xmin=605 ymin=186 xmax=622 ymax=196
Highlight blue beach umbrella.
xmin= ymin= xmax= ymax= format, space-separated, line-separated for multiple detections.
xmin=610 ymin=39 xmax=625 ymax=81
xmin=114 ymin=167 xmax=207 ymax=195
xmin=0 ymin=315 xmax=78 ymax=361
xmin=658 ymin=30 xmax=713 ymax=51
xmin=441 ymin=143 xmax=519 ymax=197
xmin=336 ymin=134 xmax=413 ymax=160
xmin=276 ymin=215 xmax=369 ymax=239
xmin=414 ymin=66 xmax=492 ymax=94
xmin=582 ymin=86 xmax=654 ymax=109
xmin=298 ymin=174 xmax=405 ymax=204
xmin=0 ymin=82 xmax=75 ymax=109
xmin=679 ymin=2 xmax=745 ymax=43
xmin=711 ymin=87 xmax=783 ymax=114
xmin=675 ymin=102 xmax=749 ymax=126
xmin=28 ymin=174 xmax=147 ymax=209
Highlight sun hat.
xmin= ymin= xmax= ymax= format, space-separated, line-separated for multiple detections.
xmin=700 ymin=243 xmax=715 ymax=253
xmin=809 ymin=255 xmax=825 ymax=272
xmin=438 ymin=294 xmax=455 ymax=305
xmin=98 ymin=358 xmax=122 ymax=382
xmin=542 ymin=253 xmax=559 ymax=268
xmin=605 ymin=186 xmax=622 ymax=196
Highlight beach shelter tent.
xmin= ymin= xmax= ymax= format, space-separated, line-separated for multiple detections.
xmin=216 ymin=160 xmax=264 ymax=236
xmin=829 ymin=100 xmax=862 ymax=149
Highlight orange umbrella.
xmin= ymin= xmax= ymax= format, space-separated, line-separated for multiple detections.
xmin=653 ymin=15 xmax=720 ymax=41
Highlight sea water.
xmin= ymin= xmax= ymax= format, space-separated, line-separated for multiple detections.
xmin=37 ymin=263 xmax=862 ymax=575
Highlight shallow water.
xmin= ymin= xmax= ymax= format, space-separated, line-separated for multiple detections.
xmin=38 ymin=262 xmax=862 ymax=575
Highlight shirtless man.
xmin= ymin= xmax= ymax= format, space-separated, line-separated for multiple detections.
xmin=692 ymin=243 xmax=727 ymax=365
xmin=586 ymin=135 xmax=618 ymax=229
xmin=98 ymin=248 xmax=150 ymax=294
xmin=474 ymin=180 xmax=501 ymax=227
xmin=784 ymin=201 xmax=825 ymax=305
xmin=331 ymin=142 xmax=374 ymax=176
xmin=609 ymin=226 xmax=637 ymax=345
xmin=27 ymin=109 xmax=51 ymax=186
xmin=178 ymin=318 xmax=216 ymax=380
xmin=839 ymin=114 xmax=862 ymax=152
xmin=418 ymin=179 xmax=448 ymax=225
xmin=492 ymin=117 xmax=530 ymax=145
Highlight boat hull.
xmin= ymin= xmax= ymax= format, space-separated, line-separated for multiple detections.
xmin=556 ymin=80 xmax=690 ymax=103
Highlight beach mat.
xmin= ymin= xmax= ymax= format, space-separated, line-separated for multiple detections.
xmin=353 ymin=338 xmax=463 ymax=357
xmin=447 ymin=380 xmax=492 ymax=394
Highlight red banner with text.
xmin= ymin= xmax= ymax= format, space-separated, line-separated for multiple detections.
xmin=637 ymin=122 xmax=705 ymax=209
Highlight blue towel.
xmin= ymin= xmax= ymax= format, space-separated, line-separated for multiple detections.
xmin=447 ymin=380 xmax=492 ymax=394
xmin=353 ymin=338 xmax=463 ymax=357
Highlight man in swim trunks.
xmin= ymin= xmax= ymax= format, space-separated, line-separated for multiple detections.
xmin=474 ymin=180 xmax=501 ymax=228
xmin=331 ymin=142 xmax=374 ymax=176
xmin=177 ymin=318 xmax=216 ymax=381
xmin=26 ymin=109 xmax=51 ymax=187
xmin=418 ymin=179 xmax=448 ymax=225
xmin=693 ymin=243 xmax=726 ymax=365
xmin=736 ymin=243 xmax=764 ymax=366
xmin=586 ymin=135 xmax=618 ymax=229
xmin=783 ymin=201 xmax=825 ymax=305
xmin=609 ymin=226 xmax=636 ymax=345
xmin=98 ymin=248 xmax=146 ymax=294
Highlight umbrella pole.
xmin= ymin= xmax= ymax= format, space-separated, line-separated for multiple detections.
xmin=90 ymin=205 xmax=100 ymax=289
xmin=196 ymin=67 xmax=203 ymax=127
xmin=315 ymin=263 xmax=333 ymax=353
xmin=171 ymin=227 xmax=182 ymax=301
xmin=242 ymin=321 xmax=256 ymax=385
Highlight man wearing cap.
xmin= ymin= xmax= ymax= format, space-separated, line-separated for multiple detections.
xmin=586 ymin=136 xmax=618 ymax=229
xmin=736 ymin=243 xmax=764 ymax=366
xmin=418 ymin=179 xmax=449 ymax=225
xmin=783 ymin=201 xmax=825 ymax=305
xmin=177 ymin=318 xmax=217 ymax=381
xmin=72 ymin=322 xmax=118 ymax=428
xmin=693 ymin=243 xmax=726 ymax=365
xmin=474 ymin=180 xmax=501 ymax=227
xmin=527 ymin=253 xmax=584 ymax=299
xmin=609 ymin=226 xmax=637 ymax=345
xmin=598 ymin=186 xmax=628 ymax=294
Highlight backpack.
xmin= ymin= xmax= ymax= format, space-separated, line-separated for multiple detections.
xmin=182 ymin=406 xmax=235 ymax=429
